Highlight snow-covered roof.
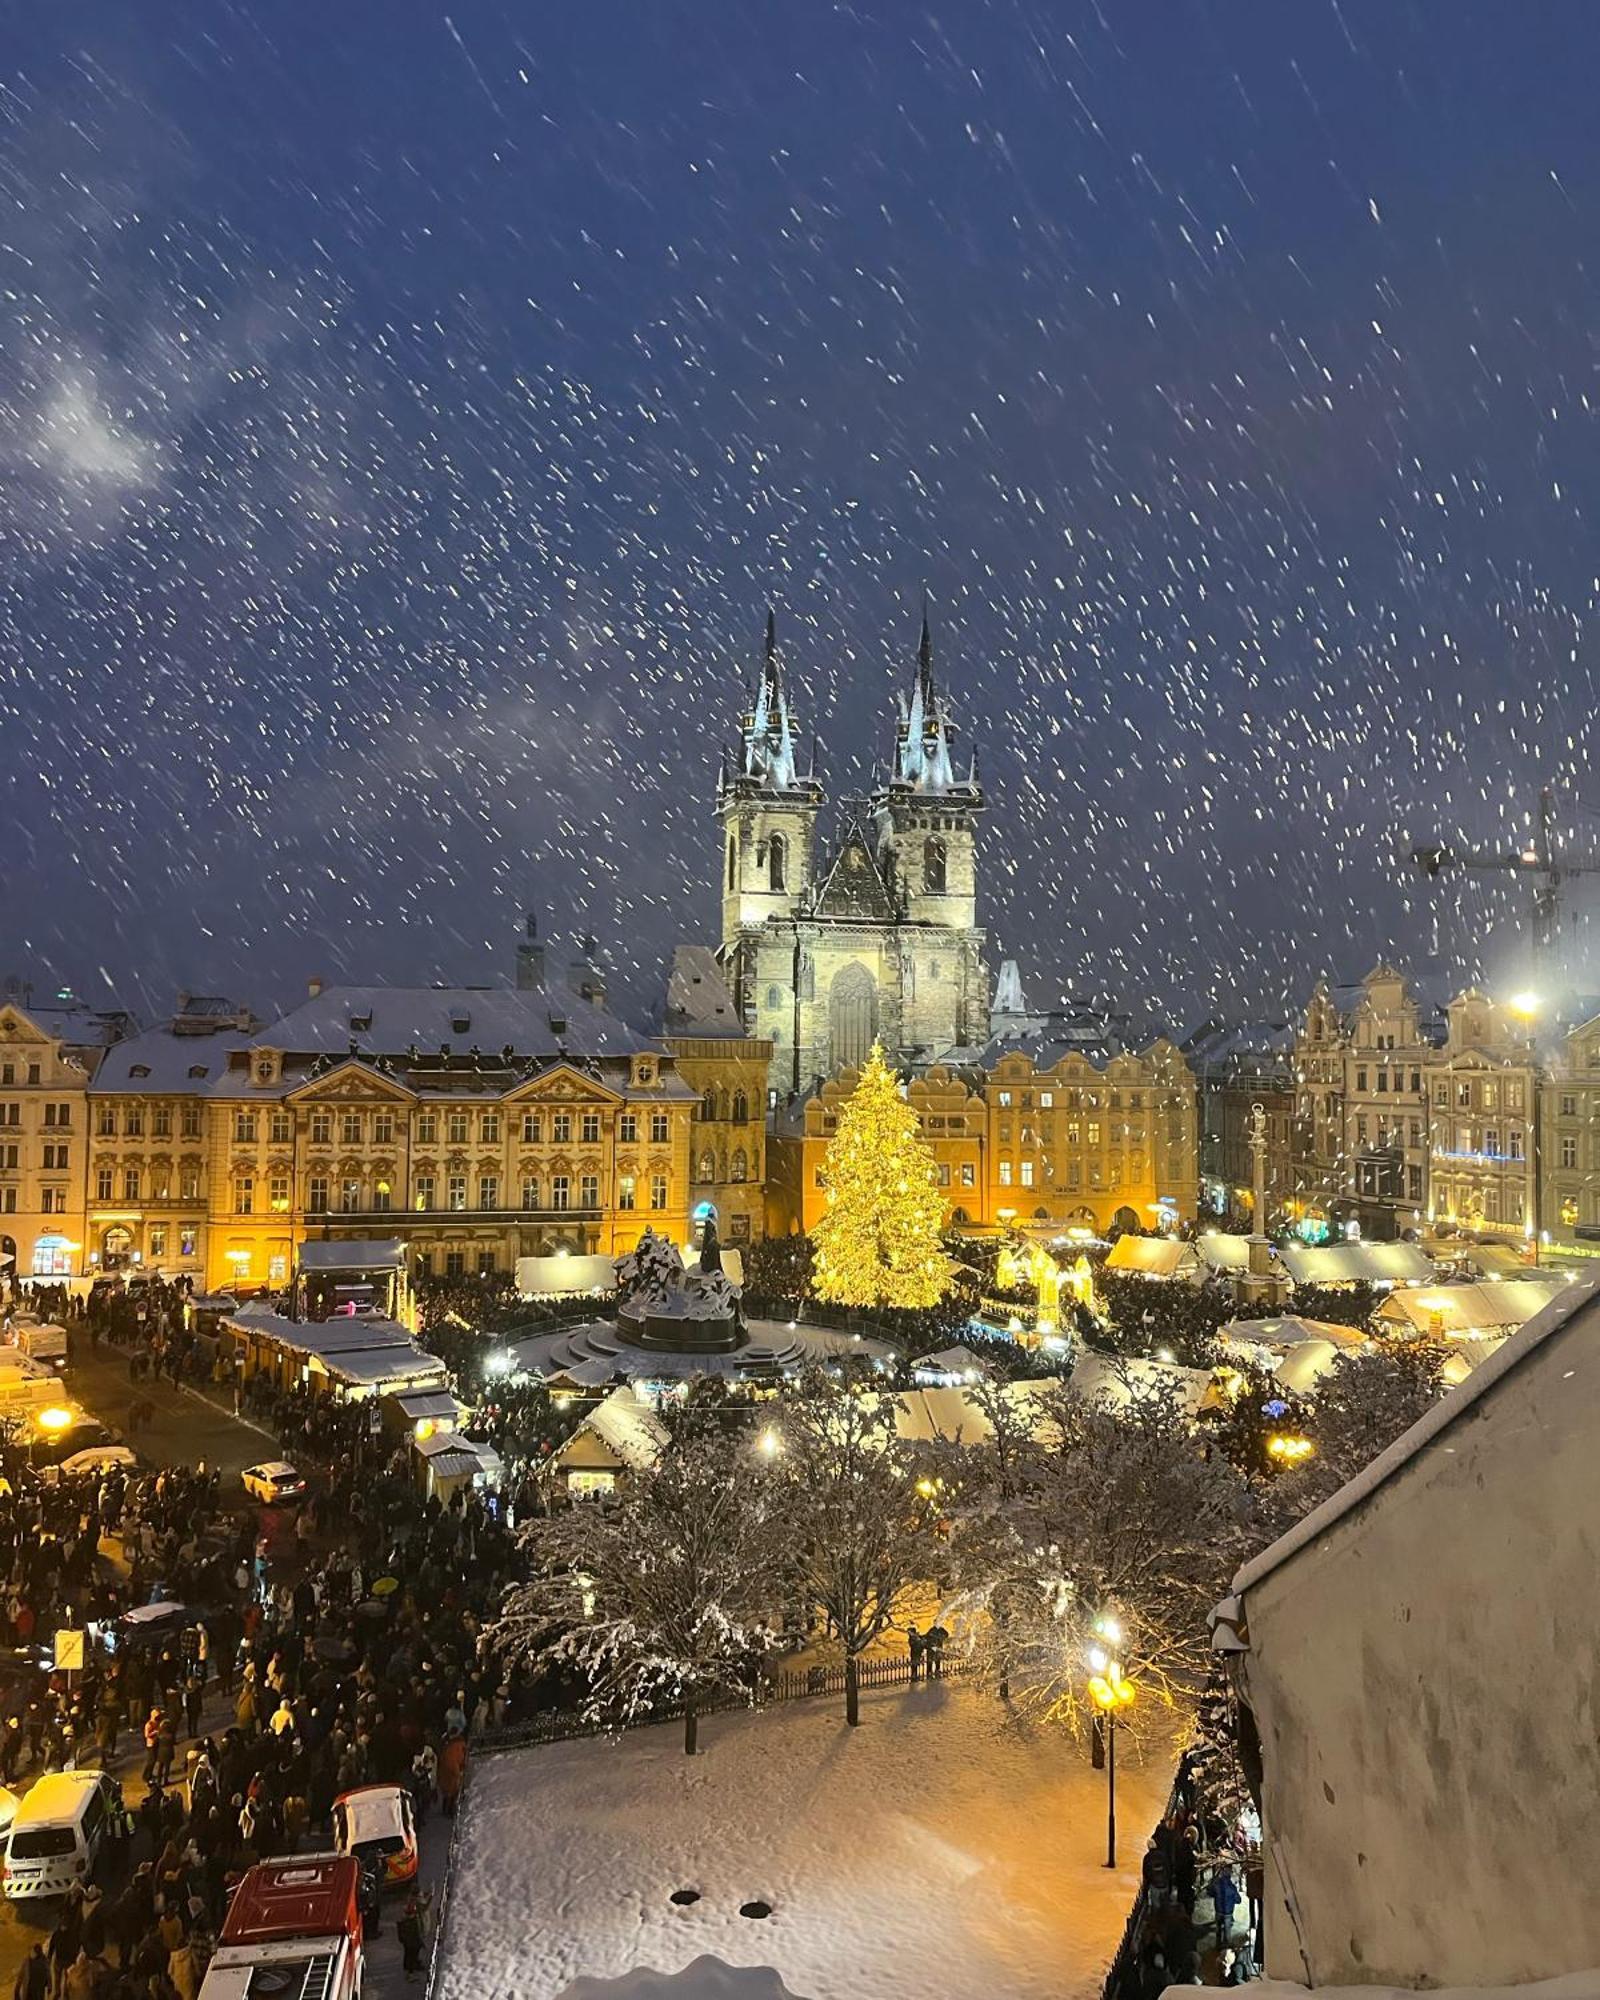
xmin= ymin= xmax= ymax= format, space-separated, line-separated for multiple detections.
xmin=1375 ymin=1277 xmax=1574 ymax=1337
xmin=911 ymin=1345 xmax=989 ymax=1378
xmin=889 ymin=1378 xmax=1060 ymax=1444
xmin=260 ymin=983 xmax=647 ymax=1060
xmin=1195 ymin=1231 xmax=1270 ymax=1275
xmin=662 ymin=947 xmax=748 ymax=1040
xmin=1220 ymin=1315 xmax=1368 ymax=1353
xmin=1278 ymin=1240 xmax=1434 ymax=1288
xmin=90 ymin=1023 xmax=259 ymax=1094
xmin=1068 ymin=1349 xmax=1210 ymax=1414
xmin=1104 ymin=1234 xmax=1197 ymax=1279
xmin=1232 ymin=1277 xmax=1600 ymax=1599
xmin=565 ymin=1386 xmax=671 ymax=1472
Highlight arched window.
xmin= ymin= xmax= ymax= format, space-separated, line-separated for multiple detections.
xmin=766 ymin=985 xmax=781 ymax=1011
xmin=732 ymin=1091 xmax=748 ymax=1123
xmin=726 ymin=835 xmax=736 ymax=890
xmin=703 ymin=1089 xmax=718 ymax=1122
xmin=768 ymin=832 xmax=787 ymax=891
xmin=697 ymin=1150 xmax=716 ymax=1184
xmin=731 ymin=1148 xmax=748 ymax=1183
xmin=924 ymin=836 xmax=947 ymax=893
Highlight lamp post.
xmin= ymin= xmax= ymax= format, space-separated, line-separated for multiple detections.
xmin=1087 ymin=1618 xmax=1136 ymax=1869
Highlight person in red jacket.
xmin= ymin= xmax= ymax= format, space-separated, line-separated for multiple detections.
xmin=437 ymin=1733 xmax=467 ymax=1819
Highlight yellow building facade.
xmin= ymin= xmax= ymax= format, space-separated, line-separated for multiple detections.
xmin=0 ymin=999 xmax=129 ymax=1280
xmin=86 ymin=985 xmax=698 ymax=1292
xmin=662 ymin=946 xmax=773 ymax=1246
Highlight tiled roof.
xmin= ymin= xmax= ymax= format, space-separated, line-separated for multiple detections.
xmin=259 ymin=984 xmax=646 ymax=1060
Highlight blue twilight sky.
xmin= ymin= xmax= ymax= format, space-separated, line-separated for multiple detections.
xmin=5 ymin=1 xmax=1600 ymax=1029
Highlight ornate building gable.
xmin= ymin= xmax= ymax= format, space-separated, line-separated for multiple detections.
xmin=286 ymin=1060 xmax=417 ymax=1105
xmin=810 ymin=820 xmax=900 ymax=922
xmin=503 ymin=1062 xmax=626 ymax=1106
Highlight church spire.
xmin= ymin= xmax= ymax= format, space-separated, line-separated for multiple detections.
xmin=721 ymin=607 xmax=816 ymax=800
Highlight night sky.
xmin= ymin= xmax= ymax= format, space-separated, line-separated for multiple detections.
xmin=6 ymin=2 xmax=1600 ymax=1031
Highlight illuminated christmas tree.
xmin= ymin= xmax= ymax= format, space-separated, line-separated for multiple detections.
xmin=811 ymin=1044 xmax=951 ymax=1308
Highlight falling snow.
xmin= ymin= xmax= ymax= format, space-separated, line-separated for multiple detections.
xmin=5 ymin=4 xmax=1600 ymax=1020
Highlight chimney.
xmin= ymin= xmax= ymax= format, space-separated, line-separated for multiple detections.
xmin=515 ymin=910 xmax=545 ymax=992
xmin=308 ymin=976 xmax=325 ymax=1000
xmin=576 ymin=932 xmax=607 ymax=1011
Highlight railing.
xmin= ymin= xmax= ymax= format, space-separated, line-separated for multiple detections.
xmin=1101 ymin=1758 xmax=1186 ymax=2000
xmin=478 ymin=1651 xmax=971 ymax=1752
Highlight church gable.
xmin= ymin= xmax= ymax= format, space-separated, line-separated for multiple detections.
xmin=812 ymin=832 xmax=898 ymax=921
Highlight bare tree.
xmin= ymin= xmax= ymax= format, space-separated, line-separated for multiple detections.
xmin=495 ymin=1414 xmax=785 ymax=1755
xmin=774 ymin=1370 xmax=940 ymax=1726
xmin=951 ymin=1373 xmax=1248 ymax=1752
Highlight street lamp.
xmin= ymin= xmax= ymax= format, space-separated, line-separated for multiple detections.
xmin=1087 ymin=1618 xmax=1137 ymax=1869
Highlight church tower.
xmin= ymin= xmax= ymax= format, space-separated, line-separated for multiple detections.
xmin=717 ymin=612 xmax=824 ymax=1007
xmin=871 ymin=607 xmax=984 ymax=933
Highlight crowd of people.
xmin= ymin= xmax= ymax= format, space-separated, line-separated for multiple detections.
xmin=0 ymin=1274 xmax=541 ymax=2000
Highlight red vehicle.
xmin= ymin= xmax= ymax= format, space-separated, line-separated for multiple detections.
xmin=200 ymin=1855 xmax=363 ymax=2000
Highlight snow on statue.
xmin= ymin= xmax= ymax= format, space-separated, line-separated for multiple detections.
xmin=810 ymin=1044 xmax=951 ymax=1310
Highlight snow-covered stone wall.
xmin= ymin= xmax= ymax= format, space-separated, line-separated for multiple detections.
xmin=1239 ymin=1290 xmax=1600 ymax=1987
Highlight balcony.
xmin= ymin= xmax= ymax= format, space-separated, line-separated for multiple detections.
xmin=309 ymin=1204 xmax=608 ymax=1225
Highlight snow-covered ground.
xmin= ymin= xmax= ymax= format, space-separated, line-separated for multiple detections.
xmin=437 ymin=1682 xmax=1169 ymax=2000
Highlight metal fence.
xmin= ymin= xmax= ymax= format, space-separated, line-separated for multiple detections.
xmin=1101 ymin=1758 xmax=1188 ymax=2000
xmin=477 ymin=1650 xmax=972 ymax=1752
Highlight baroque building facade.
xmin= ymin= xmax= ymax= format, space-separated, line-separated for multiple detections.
xmin=716 ymin=612 xmax=990 ymax=1099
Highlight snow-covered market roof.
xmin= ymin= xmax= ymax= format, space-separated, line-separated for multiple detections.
xmin=1070 ymin=1350 xmax=1212 ymax=1413
xmin=1104 ymin=1234 xmax=1197 ymax=1279
xmin=297 ymin=1238 xmax=406 ymax=1272
xmin=1195 ymin=1231 xmax=1283 ymax=1276
xmin=911 ymin=1345 xmax=990 ymax=1380
xmin=1231 ymin=1277 xmax=1600 ymax=1598
xmin=1375 ymin=1277 xmax=1575 ymax=1338
xmin=1220 ymin=1315 xmax=1369 ymax=1354
xmin=560 ymin=1386 xmax=671 ymax=1472
xmin=1278 ymin=1239 xmax=1435 ymax=1288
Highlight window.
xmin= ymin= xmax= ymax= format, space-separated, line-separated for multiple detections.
xmin=25 ymin=1064 xmax=38 ymax=1086
xmin=415 ymin=1250 xmax=434 ymax=1280
xmin=179 ymin=1227 xmax=197 ymax=1258
xmin=0 ymin=1189 xmax=12 ymax=1212
xmin=40 ymin=1189 xmax=65 ymax=1215
xmin=961 ymin=1163 xmax=975 ymax=1188
xmin=1377 ymin=1070 xmax=1388 ymax=1094
xmin=1020 ymin=1161 xmax=1035 ymax=1187
xmin=551 ymin=1175 xmax=570 ymax=1211
xmin=478 ymin=1175 xmax=499 ymax=1210
xmin=924 ymin=836 xmax=947 ymax=892
xmin=1408 ymin=1164 xmax=1423 ymax=1202
xmin=650 ymin=1174 xmax=668 ymax=1210
xmin=580 ymin=1111 xmax=600 ymax=1144
xmin=731 ymin=1148 xmax=748 ymax=1183
xmin=310 ymin=1111 xmax=331 ymax=1144
xmin=308 ymin=1176 xmax=329 ymax=1214
xmin=1507 ymin=1082 xmax=1524 ymax=1112
xmin=937 ymin=1162 xmax=951 ymax=1187
xmin=124 ymin=1107 xmax=143 ymax=1138
xmin=1457 ymin=1082 xmax=1471 ymax=1109
xmin=1562 ymin=1135 xmax=1579 ymax=1170
xmin=480 ymin=1113 xmax=501 ymax=1144
xmin=618 ymin=1174 xmax=636 ymax=1211
xmin=1356 ymin=1068 xmax=1367 ymax=1092
xmin=1040 ymin=1092 xmax=1054 ymax=1109
xmin=619 ymin=1113 xmax=637 ymax=1144
xmin=998 ymin=1090 xmax=1012 ymax=1108
xmin=149 ymin=1225 xmax=166 ymax=1259
xmin=522 ymin=1112 xmax=542 ymax=1144
xmin=270 ymin=1174 xmax=290 ymax=1212
xmin=696 ymin=1150 xmax=715 ymax=1183
xmin=1087 ymin=1121 xmax=1101 ymax=1146
xmin=40 ymin=1101 xmax=66 ymax=1129
xmin=339 ymin=1178 xmax=361 ymax=1213
xmin=41 ymin=1143 xmax=67 ymax=1171
xmin=521 ymin=1175 xmax=539 ymax=1208
xmin=373 ymin=1180 xmax=392 ymax=1213
xmin=727 ymin=834 xmax=736 ymax=890
xmin=180 ymin=1105 xmax=202 ymax=1140
xmin=447 ymin=1175 xmax=467 ymax=1211
xmin=234 ymin=1110 xmax=257 ymax=1145
xmin=650 ymin=1112 xmax=670 ymax=1144
xmin=580 ymin=1172 xmax=599 ymax=1207
xmin=447 ymin=1112 xmax=469 ymax=1146
xmin=553 ymin=1113 xmax=571 ymax=1144
xmin=766 ymin=985 xmax=781 ymax=1011
xmin=179 ymin=1169 xmax=200 ymax=1201
xmin=1483 ymin=1082 xmax=1499 ymax=1111
xmin=767 ymin=832 xmax=787 ymax=892
xmin=1562 ymin=1093 xmax=1578 ymax=1118
xmin=1410 ymin=1119 xmax=1422 ymax=1148
xmin=96 ymin=1106 xmax=116 ymax=1137
xmin=999 ymin=1161 xmax=1013 ymax=1187
xmin=373 ymin=1112 xmax=394 ymax=1145
xmin=1484 ymin=1129 xmax=1499 ymax=1158
xmin=416 ymin=1113 xmax=437 ymax=1145
xmin=731 ymin=1091 xmax=748 ymax=1123
xmin=414 ymin=1175 xmax=435 ymax=1211
xmin=234 ymin=1174 xmax=251 ymax=1214
xmin=1509 ymin=1130 xmax=1525 ymax=1160
xmin=1434 ymin=1083 xmax=1448 ymax=1109
xmin=445 ymin=1251 xmax=465 ymax=1279
xmin=269 ymin=1111 xmax=291 ymax=1144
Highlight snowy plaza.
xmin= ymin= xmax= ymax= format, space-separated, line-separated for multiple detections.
xmin=436 ymin=1682 xmax=1169 ymax=2000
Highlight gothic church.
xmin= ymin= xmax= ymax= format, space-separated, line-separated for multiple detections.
xmin=717 ymin=612 xmax=990 ymax=1098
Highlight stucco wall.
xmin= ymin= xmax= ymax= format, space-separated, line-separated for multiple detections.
xmin=1241 ymin=1302 xmax=1600 ymax=1987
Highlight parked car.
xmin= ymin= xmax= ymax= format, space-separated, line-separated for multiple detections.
xmin=2 ymin=1772 xmax=122 ymax=1899
xmin=105 ymin=1601 xmax=191 ymax=1657
xmin=43 ymin=1445 xmax=139 ymax=1485
xmin=241 ymin=1462 xmax=308 ymax=1505
xmin=332 ymin=1785 xmax=418 ymax=1887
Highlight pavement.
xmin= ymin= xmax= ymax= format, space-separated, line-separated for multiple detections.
xmin=0 ymin=1346 xmax=453 ymax=2000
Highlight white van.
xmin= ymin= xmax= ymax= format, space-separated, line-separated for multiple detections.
xmin=2 ymin=1772 xmax=121 ymax=1899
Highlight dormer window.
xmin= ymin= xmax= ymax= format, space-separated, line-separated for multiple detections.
xmin=452 ymin=1013 xmax=470 ymax=1035
xmin=548 ymin=1016 xmax=567 ymax=1037
xmin=130 ymin=1064 xmax=151 ymax=1079
xmin=349 ymin=1012 xmax=373 ymax=1034
xmin=188 ymin=1065 xmax=208 ymax=1080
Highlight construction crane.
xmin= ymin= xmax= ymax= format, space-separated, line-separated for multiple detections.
xmin=1411 ymin=784 xmax=1600 ymax=972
